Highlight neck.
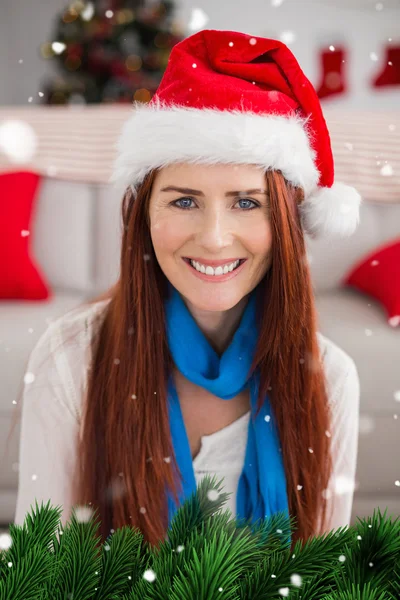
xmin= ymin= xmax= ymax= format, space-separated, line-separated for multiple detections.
xmin=183 ymin=294 xmax=250 ymax=355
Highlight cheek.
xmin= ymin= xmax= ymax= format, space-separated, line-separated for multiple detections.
xmin=246 ymin=220 xmax=273 ymax=258
xmin=150 ymin=218 xmax=186 ymax=256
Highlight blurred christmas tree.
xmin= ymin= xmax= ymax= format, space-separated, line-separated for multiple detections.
xmin=40 ymin=0 xmax=184 ymax=105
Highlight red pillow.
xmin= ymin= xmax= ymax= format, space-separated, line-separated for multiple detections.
xmin=342 ymin=238 xmax=400 ymax=328
xmin=0 ymin=170 xmax=52 ymax=300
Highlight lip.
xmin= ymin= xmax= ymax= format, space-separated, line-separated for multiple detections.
xmin=182 ymin=257 xmax=247 ymax=282
xmin=184 ymin=257 xmax=246 ymax=267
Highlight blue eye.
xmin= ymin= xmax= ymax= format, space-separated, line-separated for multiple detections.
xmin=171 ymin=197 xmax=259 ymax=210
xmin=174 ymin=197 xmax=194 ymax=209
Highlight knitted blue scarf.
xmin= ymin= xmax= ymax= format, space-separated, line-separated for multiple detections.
xmin=164 ymin=282 xmax=290 ymax=537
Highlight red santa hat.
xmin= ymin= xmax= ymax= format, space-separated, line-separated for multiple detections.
xmin=110 ymin=29 xmax=362 ymax=239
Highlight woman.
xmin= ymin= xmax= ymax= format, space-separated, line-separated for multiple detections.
xmin=14 ymin=30 xmax=361 ymax=549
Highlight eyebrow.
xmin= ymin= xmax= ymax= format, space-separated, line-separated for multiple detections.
xmin=160 ymin=186 xmax=268 ymax=197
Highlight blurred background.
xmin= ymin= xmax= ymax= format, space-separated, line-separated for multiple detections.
xmin=0 ymin=0 xmax=399 ymax=534
xmin=0 ymin=0 xmax=400 ymax=108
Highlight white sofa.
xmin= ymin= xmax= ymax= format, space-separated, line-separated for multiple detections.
xmin=1 ymin=175 xmax=399 ymax=527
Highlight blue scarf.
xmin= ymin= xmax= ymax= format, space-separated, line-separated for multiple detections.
xmin=164 ymin=282 xmax=290 ymax=538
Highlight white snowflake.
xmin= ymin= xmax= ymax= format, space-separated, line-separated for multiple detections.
xmin=187 ymin=8 xmax=209 ymax=32
xmin=143 ymin=569 xmax=157 ymax=582
xmin=75 ymin=506 xmax=94 ymax=523
xmin=279 ymin=31 xmax=296 ymax=45
xmin=291 ymin=573 xmax=302 ymax=587
xmin=51 ymin=42 xmax=66 ymax=54
xmin=380 ymin=164 xmax=393 ymax=177
xmin=24 ymin=372 xmax=35 ymax=385
xmin=207 ymin=489 xmax=220 ymax=502
xmin=0 ymin=120 xmax=37 ymax=163
xmin=0 ymin=533 xmax=12 ymax=551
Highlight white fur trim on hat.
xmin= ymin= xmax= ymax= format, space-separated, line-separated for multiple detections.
xmin=110 ymin=101 xmax=320 ymax=198
xmin=110 ymin=101 xmax=361 ymax=238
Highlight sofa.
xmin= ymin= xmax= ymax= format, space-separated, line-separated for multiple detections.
xmin=0 ymin=108 xmax=399 ymax=527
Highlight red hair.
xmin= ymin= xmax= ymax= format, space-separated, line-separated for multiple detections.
xmin=8 ymin=168 xmax=333 ymax=552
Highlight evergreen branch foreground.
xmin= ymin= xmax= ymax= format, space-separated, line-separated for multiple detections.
xmin=1 ymin=475 xmax=399 ymax=599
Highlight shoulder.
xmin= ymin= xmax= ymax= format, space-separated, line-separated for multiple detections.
xmin=25 ymin=298 xmax=111 ymax=421
xmin=51 ymin=298 xmax=111 ymax=337
xmin=316 ymin=332 xmax=360 ymax=418
xmin=30 ymin=298 xmax=110 ymax=363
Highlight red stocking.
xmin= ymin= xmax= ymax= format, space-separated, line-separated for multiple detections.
xmin=315 ymin=47 xmax=348 ymax=100
xmin=372 ymin=44 xmax=400 ymax=88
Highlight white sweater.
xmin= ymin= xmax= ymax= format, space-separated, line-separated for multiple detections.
xmin=14 ymin=299 xmax=360 ymax=534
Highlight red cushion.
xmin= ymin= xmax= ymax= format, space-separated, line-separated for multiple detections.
xmin=0 ymin=170 xmax=52 ymax=300
xmin=342 ymin=238 xmax=400 ymax=328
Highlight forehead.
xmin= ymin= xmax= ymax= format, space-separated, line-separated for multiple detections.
xmin=152 ymin=162 xmax=266 ymax=191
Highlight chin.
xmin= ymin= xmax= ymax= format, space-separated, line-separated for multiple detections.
xmin=179 ymin=282 xmax=249 ymax=312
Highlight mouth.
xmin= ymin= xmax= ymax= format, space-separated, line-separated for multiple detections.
xmin=182 ymin=257 xmax=248 ymax=280
xmin=183 ymin=257 xmax=246 ymax=268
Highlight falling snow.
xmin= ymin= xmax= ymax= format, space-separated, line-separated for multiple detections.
xmin=207 ymin=489 xmax=220 ymax=501
xmin=143 ymin=569 xmax=157 ymax=582
xmin=75 ymin=506 xmax=94 ymax=523
xmin=380 ymin=164 xmax=393 ymax=176
xmin=359 ymin=415 xmax=375 ymax=434
xmin=0 ymin=120 xmax=37 ymax=163
xmin=280 ymin=31 xmax=296 ymax=45
xmin=291 ymin=573 xmax=302 ymax=587
xmin=0 ymin=533 xmax=12 ymax=551
xmin=187 ymin=8 xmax=209 ymax=32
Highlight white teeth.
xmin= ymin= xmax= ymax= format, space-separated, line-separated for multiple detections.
xmin=189 ymin=259 xmax=240 ymax=276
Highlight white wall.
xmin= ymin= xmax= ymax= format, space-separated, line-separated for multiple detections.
xmin=0 ymin=0 xmax=67 ymax=106
xmin=0 ymin=0 xmax=399 ymax=109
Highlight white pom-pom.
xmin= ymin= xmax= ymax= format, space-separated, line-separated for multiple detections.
xmin=300 ymin=182 xmax=362 ymax=239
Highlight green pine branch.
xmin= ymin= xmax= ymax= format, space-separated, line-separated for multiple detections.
xmin=1 ymin=475 xmax=399 ymax=599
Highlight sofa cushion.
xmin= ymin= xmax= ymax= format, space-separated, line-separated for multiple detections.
xmin=307 ymin=201 xmax=400 ymax=293
xmin=0 ymin=292 xmax=89 ymax=420
xmin=0 ymin=170 xmax=51 ymax=300
xmin=315 ymin=287 xmax=399 ymax=413
xmin=342 ymin=237 xmax=400 ymax=328
xmin=31 ymin=178 xmax=96 ymax=294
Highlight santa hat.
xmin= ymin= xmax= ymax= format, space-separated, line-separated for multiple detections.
xmin=110 ymin=29 xmax=362 ymax=239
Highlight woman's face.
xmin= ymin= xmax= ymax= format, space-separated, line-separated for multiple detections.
xmin=148 ymin=162 xmax=273 ymax=312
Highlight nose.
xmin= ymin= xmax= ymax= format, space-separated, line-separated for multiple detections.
xmin=193 ymin=206 xmax=235 ymax=253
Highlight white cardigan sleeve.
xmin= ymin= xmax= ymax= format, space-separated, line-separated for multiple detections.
xmin=14 ymin=311 xmax=91 ymax=528
xmin=317 ymin=334 xmax=361 ymax=534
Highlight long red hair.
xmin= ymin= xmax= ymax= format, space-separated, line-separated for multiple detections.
xmin=9 ymin=168 xmax=333 ymax=551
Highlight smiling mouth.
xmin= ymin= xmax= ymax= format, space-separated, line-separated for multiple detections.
xmin=182 ymin=257 xmax=247 ymax=274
